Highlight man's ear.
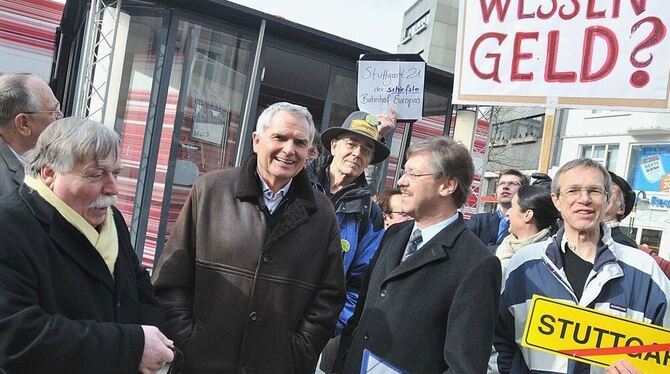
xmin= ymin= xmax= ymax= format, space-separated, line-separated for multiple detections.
xmin=40 ymin=165 xmax=56 ymax=188
xmin=551 ymin=193 xmax=560 ymax=212
xmin=14 ymin=113 xmax=32 ymax=136
xmin=439 ymin=178 xmax=457 ymax=197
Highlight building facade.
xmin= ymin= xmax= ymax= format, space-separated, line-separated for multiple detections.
xmin=52 ymin=0 xmax=455 ymax=267
xmin=397 ymin=0 xmax=459 ymax=73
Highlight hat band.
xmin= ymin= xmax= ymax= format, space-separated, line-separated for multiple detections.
xmin=350 ymin=120 xmax=379 ymax=140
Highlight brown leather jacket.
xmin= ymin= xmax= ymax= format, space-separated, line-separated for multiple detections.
xmin=152 ymin=155 xmax=345 ymax=374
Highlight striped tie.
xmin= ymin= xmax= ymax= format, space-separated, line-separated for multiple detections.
xmin=402 ymin=228 xmax=423 ymax=261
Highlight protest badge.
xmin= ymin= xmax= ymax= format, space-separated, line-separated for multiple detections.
xmin=521 ymin=295 xmax=670 ymax=373
xmin=357 ymin=54 xmax=425 ymax=121
xmin=360 ymin=349 xmax=407 ymax=374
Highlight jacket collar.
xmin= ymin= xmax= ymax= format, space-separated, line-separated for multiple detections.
xmin=305 ymin=155 xmax=370 ymax=210
xmin=18 ymin=184 xmax=115 ymax=291
xmin=0 ymin=138 xmax=25 ymax=185
xmin=545 ymin=223 xmax=617 ymax=272
xmin=234 ymin=154 xmax=317 ymax=214
xmin=383 ymin=215 xmax=468 ymax=283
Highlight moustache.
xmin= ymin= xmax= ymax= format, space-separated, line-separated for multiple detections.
xmin=89 ymin=195 xmax=117 ymax=209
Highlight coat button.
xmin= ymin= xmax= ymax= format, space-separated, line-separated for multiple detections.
xmin=363 ymin=334 xmax=369 ymax=340
xmin=380 ymin=290 xmax=387 ymax=298
xmin=262 ymin=254 xmax=272 ymax=263
xmin=116 ymin=301 xmax=121 ymax=309
xmin=249 ymin=312 xmax=258 ymax=321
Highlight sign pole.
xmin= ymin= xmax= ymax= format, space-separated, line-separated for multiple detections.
xmin=538 ymin=108 xmax=556 ymax=173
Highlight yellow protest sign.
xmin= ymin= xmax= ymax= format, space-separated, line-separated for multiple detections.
xmin=521 ymin=295 xmax=670 ymax=373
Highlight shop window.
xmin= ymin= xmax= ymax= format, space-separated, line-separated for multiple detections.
xmin=149 ymin=20 xmax=254 ymax=265
xmin=627 ymin=144 xmax=670 ymax=192
xmin=640 ymin=229 xmax=662 ymax=254
xmin=580 ymin=144 xmax=618 ymax=171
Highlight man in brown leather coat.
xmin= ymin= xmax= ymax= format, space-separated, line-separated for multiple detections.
xmin=152 ymin=102 xmax=345 ymax=374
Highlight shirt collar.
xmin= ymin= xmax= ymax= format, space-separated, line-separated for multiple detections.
xmin=413 ymin=211 xmax=460 ymax=250
xmin=8 ymin=145 xmax=24 ymax=163
xmin=257 ymin=169 xmax=292 ymax=199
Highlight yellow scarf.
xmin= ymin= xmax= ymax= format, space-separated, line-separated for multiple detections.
xmin=25 ymin=175 xmax=118 ymax=276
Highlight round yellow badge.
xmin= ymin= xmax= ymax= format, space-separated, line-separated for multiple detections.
xmin=341 ymin=239 xmax=351 ymax=253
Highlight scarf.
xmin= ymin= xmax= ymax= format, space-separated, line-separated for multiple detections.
xmin=25 ymin=175 xmax=118 ymax=276
xmin=496 ymin=227 xmax=552 ymax=262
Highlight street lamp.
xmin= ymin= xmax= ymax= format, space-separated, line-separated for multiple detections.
xmin=629 ymin=190 xmax=650 ymax=232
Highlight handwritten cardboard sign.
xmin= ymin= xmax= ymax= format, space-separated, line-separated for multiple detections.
xmin=454 ymin=0 xmax=670 ymax=111
xmin=357 ymin=59 xmax=425 ymax=120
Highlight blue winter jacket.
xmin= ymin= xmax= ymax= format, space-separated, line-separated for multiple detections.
xmin=305 ymin=156 xmax=385 ymax=331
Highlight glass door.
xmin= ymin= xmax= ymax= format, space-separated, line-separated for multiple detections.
xmin=150 ymin=18 xmax=255 ymax=264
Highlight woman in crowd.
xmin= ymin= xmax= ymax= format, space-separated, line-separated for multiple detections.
xmin=496 ymin=185 xmax=560 ymax=269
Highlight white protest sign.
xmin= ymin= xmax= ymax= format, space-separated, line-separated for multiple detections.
xmin=453 ymin=0 xmax=670 ymax=111
xmin=357 ymin=60 xmax=425 ymax=120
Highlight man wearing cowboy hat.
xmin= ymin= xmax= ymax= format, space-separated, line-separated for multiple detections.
xmin=606 ymin=171 xmax=670 ymax=277
xmin=605 ymin=171 xmax=638 ymax=247
xmin=305 ymin=110 xmax=391 ymax=372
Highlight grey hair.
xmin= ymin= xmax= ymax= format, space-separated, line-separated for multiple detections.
xmin=25 ymin=117 xmax=120 ymax=177
xmin=255 ymin=102 xmax=315 ymax=145
xmin=551 ymin=158 xmax=612 ymax=199
xmin=406 ymin=137 xmax=474 ymax=207
xmin=0 ymin=73 xmax=42 ymax=125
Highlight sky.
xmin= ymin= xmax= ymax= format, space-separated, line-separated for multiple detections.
xmin=228 ymin=0 xmax=418 ymax=52
xmin=49 ymin=0 xmax=416 ymax=52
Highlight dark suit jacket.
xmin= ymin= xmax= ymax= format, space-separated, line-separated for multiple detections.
xmin=0 ymin=184 xmax=162 ymax=373
xmin=0 ymin=139 xmax=24 ymax=197
xmin=466 ymin=211 xmax=507 ymax=253
xmin=341 ymin=217 xmax=501 ymax=373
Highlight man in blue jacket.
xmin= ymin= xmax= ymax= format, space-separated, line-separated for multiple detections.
xmin=306 ymin=111 xmax=390 ymax=372
xmin=467 ymin=168 xmax=528 ymax=253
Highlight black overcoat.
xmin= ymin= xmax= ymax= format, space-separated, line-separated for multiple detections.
xmin=0 ymin=184 xmax=161 ymax=373
xmin=342 ymin=218 xmax=502 ymax=373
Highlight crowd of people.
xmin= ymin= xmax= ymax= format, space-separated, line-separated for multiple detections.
xmin=1 ymin=71 xmax=670 ymax=374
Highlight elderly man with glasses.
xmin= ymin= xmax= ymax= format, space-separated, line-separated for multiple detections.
xmin=305 ymin=110 xmax=391 ymax=373
xmin=490 ymin=158 xmax=670 ymax=374
xmin=467 ymin=168 xmax=529 ymax=253
xmin=0 ymin=73 xmax=62 ymax=196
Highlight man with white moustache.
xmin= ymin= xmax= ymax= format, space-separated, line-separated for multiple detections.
xmin=0 ymin=117 xmax=174 ymax=373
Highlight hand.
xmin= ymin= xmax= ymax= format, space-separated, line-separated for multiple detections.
xmin=605 ymin=360 xmax=642 ymax=374
xmin=139 ymin=325 xmax=175 ymax=374
xmin=376 ymin=107 xmax=397 ymax=139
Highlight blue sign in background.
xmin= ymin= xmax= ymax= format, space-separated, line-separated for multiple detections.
xmin=630 ymin=145 xmax=670 ymax=193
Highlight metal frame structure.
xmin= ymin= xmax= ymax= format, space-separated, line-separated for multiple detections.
xmin=71 ymin=0 xmax=123 ymax=120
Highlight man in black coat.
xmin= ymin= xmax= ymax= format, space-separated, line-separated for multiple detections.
xmin=0 ymin=117 xmax=174 ymax=373
xmin=604 ymin=171 xmax=638 ymax=247
xmin=0 ymin=73 xmax=62 ymax=196
xmin=337 ymin=137 xmax=501 ymax=373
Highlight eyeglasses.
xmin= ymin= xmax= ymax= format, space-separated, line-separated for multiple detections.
xmin=559 ymin=185 xmax=607 ymax=201
xmin=497 ymin=181 xmax=521 ymax=187
xmin=399 ymin=168 xmax=434 ymax=180
xmin=23 ymin=109 xmax=64 ymax=120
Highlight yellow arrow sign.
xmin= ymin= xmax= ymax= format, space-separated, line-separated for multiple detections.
xmin=521 ymin=295 xmax=670 ymax=373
